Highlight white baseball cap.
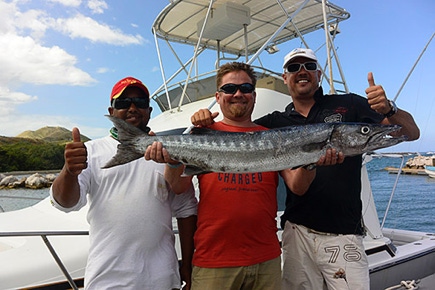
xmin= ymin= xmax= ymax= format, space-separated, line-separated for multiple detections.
xmin=283 ymin=48 xmax=318 ymax=68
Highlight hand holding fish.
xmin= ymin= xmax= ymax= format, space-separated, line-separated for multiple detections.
xmin=64 ymin=128 xmax=88 ymax=176
xmin=145 ymin=141 xmax=192 ymax=195
xmin=365 ymin=72 xmax=390 ymax=115
xmin=280 ymin=148 xmax=344 ymax=196
xmin=191 ymin=109 xmax=219 ymax=127
xmin=145 ymin=141 xmax=179 ymax=165
xmin=316 ymin=148 xmax=344 ymax=167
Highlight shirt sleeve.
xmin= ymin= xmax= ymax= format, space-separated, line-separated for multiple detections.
xmin=170 ymin=183 xmax=198 ymax=219
xmin=254 ymin=111 xmax=280 ymax=128
xmin=49 ymin=184 xmax=88 ymax=212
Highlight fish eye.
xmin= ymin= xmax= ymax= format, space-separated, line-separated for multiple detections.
xmin=361 ymin=126 xmax=371 ymax=134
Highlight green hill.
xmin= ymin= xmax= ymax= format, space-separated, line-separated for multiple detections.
xmin=0 ymin=127 xmax=91 ymax=172
xmin=17 ymin=126 xmax=90 ymax=142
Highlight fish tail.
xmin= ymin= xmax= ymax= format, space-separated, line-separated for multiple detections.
xmin=102 ymin=115 xmax=145 ymax=168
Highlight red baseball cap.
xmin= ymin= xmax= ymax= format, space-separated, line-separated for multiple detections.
xmin=110 ymin=77 xmax=150 ymax=101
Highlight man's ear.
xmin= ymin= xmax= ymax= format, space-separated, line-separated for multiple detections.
xmin=317 ymin=70 xmax=322 ymax=83
xmin=215 ymin=92 xmax=221 ymax=104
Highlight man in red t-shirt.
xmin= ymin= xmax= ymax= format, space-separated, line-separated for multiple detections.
xmin=146 ymin=62 xmax=281 ymax=290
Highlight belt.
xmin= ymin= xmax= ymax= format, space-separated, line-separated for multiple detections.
xmin=307 ymin=228 xmax=339 ymax=236
xmin=298 ymin=224 xmax=340 ymax=236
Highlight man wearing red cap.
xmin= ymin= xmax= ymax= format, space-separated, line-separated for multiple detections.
xmin=50 ymin=77 xmax=197 ymax=290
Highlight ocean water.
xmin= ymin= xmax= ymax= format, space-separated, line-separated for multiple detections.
xmin=1 ymin=155 xmax=435 ymax=233
xmin=366 ymin=154 xmax=435 ymax=233
xmin=0 ymin=187 xmax=49 ymax=212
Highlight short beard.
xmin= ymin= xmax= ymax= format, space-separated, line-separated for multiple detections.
xmin=230 ymin=105 xmax=248 ymax=118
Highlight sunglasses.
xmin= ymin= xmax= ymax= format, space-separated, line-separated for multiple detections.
xmin=112 ymin=98 xmax=149 ymax=110
xmin=218 ymin=83 xmax=255 ymax=94
xmin=286 ymin=62 xmax=318 ymax=73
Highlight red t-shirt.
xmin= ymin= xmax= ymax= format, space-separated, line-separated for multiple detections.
xmin=193 ymin=122 xmax=281 ymax=267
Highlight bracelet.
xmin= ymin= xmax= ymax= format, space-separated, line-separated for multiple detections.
xmin=167 ymin=162 xmax=183 ymax=168
xmin=384 ymin=100 xmax=398 ymax=118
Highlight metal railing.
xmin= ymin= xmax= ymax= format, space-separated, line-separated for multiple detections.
xmin=0 ymin=230 xmax=89 ymax=290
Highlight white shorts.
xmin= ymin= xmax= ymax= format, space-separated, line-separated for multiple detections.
xmin=281 ymin=221 xmax=369 ymax=290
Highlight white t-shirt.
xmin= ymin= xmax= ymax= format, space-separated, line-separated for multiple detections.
xmin=50 ymin=135 xmax=197 ymax=289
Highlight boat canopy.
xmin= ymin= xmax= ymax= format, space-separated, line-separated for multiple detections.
xmin=153 ymin=0 xmax=350 ymax=56
xmin=151 ymin=0 xmax=350 ymax=112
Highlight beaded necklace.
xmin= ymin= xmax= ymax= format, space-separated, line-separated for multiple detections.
xmin=109 ymin=127 xmax=118 ymax=140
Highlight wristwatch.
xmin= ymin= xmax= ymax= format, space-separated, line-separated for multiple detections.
xmin=384 ymin=100 xmax=398 ymax=118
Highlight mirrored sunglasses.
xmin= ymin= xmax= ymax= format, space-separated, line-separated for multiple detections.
xmin=218 ymin=83 xmax=255 ymax=94
xmin=286 ymin=62 xmax=318 ymax=73
xmin=112 ymin=98 xmax=149 ymax=109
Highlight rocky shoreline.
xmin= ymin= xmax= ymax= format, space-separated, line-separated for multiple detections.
xmin=0 ymin=172 xmax=59 ymax=189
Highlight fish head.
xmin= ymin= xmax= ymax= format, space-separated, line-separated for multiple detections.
xmin=329 ymin=123 xmax=407 ymax=156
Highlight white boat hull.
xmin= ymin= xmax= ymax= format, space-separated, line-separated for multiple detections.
xmin=424 ymin=166 xmax=435 ymax=178
xmin=368 ymin=229 xmax=435 ymax=289
xmin=0 ymin=197 xmax=89 ymax=289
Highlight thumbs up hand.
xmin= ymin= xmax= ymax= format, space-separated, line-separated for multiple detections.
xmin=72 ymin=127 xmax=81 ymax=143
xmin=365 ymin=72 xmax=391 ymax=115
xmin=64 ymin=127 xmax=88 ymax=176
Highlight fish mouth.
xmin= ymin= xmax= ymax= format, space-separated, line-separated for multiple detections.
xmin=365 ymin=124 xmax=408 ymax=150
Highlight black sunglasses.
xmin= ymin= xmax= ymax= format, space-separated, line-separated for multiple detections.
xmin=286 ymin=62 xmax=318 ymax=73
xmin=112 ymin=98 xmax=149 ymax=110
xmin=218 ymin=83 xmax=255 ymax=94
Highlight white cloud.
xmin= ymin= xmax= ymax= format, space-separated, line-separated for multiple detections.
xmin=0 ymin=33 xmax=95 ymax=86
xmin=87 ymin=0 xmax=107 ymax=14
xmin=0 ymin=86 xmax=37 ymax=116
xmin=52 ymin=14 xmax=144 ymax=45
xmin=97 ymin=67 xmax=111 ymax=74
xmin=0 ymin=86 xmax=37 ymax=103
xmin=48 ymin=0 xmax=82 ymax=7
xmin=0 ymin=1 xmax=18 ymax=34
xmin=14 ymin=9 xmax=50 ymax=40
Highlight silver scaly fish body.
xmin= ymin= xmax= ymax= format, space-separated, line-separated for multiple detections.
xmin=103 ymin=115 xmax=407 ymax=175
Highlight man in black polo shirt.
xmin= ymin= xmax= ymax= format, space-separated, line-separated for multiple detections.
xmin=191 ymin=48 xmax=419 ymax=289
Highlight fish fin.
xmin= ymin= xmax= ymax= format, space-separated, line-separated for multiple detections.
xmin=102 ymin=115 xmax=145 ymax=168
xmin=183 ymin=165 xmax=211 ymax=176
xmin=190 ymin=127 xmax=221 ymax=135
xmin=190 ymin=127 xmax=239 ymax=135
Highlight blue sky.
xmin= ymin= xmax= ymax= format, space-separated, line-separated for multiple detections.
xmin=0 ymin=0 xmax=434 ymax=153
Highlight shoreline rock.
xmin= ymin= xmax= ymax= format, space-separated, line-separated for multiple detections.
xmin=0 ymin=172 xmax=58 ymax=189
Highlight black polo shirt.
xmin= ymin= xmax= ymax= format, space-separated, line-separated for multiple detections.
xmin=255 ymin=87 xmax=384 ymax=235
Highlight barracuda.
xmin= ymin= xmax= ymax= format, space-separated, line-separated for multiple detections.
xmin=103 ymin=115 xmax=407 ymax=175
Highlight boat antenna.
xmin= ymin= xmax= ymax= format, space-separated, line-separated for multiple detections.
xmin=393 ymin=32 xmax=434 ymax=102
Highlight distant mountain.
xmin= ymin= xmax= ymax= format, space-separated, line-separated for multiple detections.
xmin=0 ymin=136 xmax=45 ymax=145
xmin=16 ymin=126 xmax=90 ymax=142
xmin=0 ymin=127 xmax=91 ymax=172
